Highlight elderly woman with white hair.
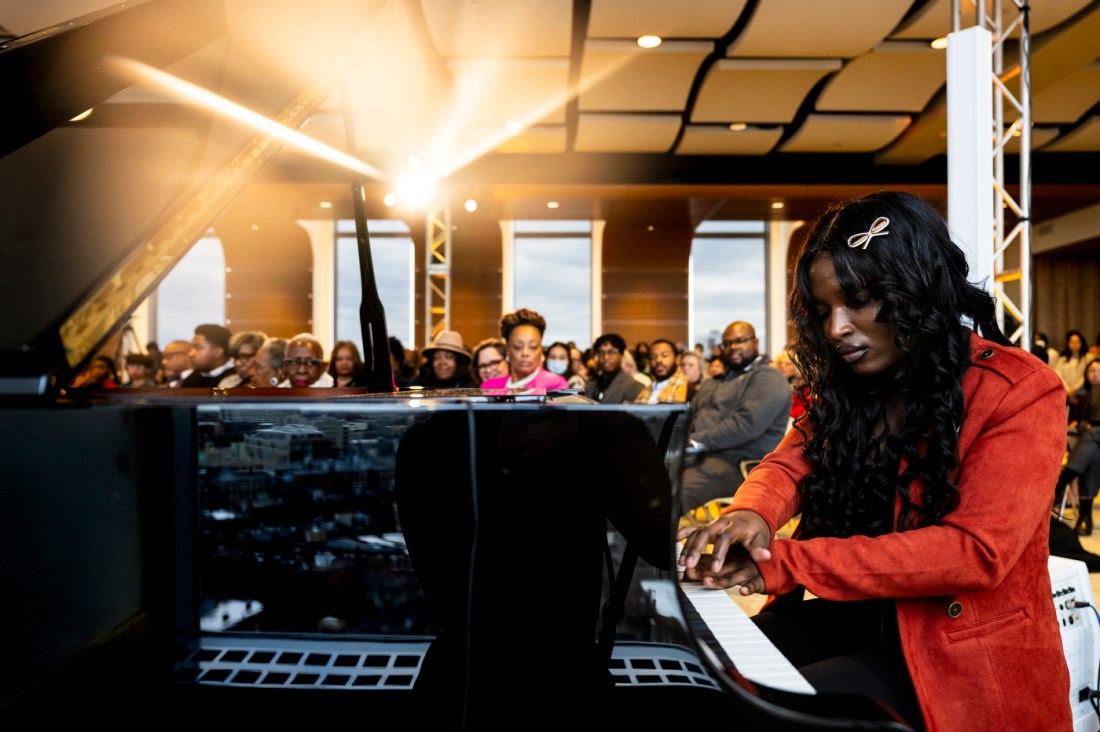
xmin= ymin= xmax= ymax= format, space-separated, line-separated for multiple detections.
xmin=283 ymin=333 xmax=333 ymax=387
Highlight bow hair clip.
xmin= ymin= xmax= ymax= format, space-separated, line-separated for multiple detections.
xmin=847 ymin=217 xmax=890 ymax=249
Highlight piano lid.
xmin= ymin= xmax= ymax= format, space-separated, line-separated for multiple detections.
xmin=0 ymin=1 xmax=392 ymax=394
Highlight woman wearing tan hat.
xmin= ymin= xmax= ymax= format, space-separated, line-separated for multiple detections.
xmin=479 ymin=308 xmax=569 ymax=390
xmin=412 ymin=330 xmax=478 ymax=389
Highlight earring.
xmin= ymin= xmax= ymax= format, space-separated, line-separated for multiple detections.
xmin=270 ymin=376 xmax=279 ymax=385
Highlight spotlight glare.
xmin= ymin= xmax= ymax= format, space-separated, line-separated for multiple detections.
xmin=771 ymin=202 xmax=785 ymax=210
xmin=395 ymin=173 xmax=436 ymax=209
xmin=464 ymin=198 xmax=478 ymax=213
xmin=384 ymin=193 xmax=398 ymax=207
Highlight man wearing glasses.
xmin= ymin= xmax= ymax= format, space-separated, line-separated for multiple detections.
xmin=284 ymin=333 xmax=333 ymax=387
xmin=679 ymin=321 xmax=791 ymax=516
xmin=584 ymin=333 xmax=644 ymax=404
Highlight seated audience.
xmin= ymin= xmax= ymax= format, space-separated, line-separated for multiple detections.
xmin=632 ymin=341 xmax=651 ymax=377
xmin=545 ymin=341 xmax=586 ymax=390
xmin=472 ymin=337 xmax=509 ymax=384
xmin=250 ymin=337 xmax=287 ymax=387
xmin=635 ymin=339 xmax=688 ymax=403
xmin=413 ymin=330 xmax=477 ymax=389
xmin=1069 ymin=358 xmax=1100 ymax=432
xmin=707 ymin=355 xmax=727 ymax=379
xmin=122 ymin=353 xmax=155 ymax=388
xmin=1054 ymin=329 xmax=1090 ymax=396
xmin=160 ymin=339 xmax=194 ymax=387
xmin=1031 ymin=331 xmax=1057 ymax=365
xmin=329 ymin=340 xmax=368 ymax=387
xmin=679 ymin=350 xmax=707 ymax=402
xmin=283 ymin=333 xmax=333 ymax=387
xmin=1055 ymin=429 xmax=1100 ymax=536
xmin=389 ymin=336 xmax=416 ymax=388
xmin=568 ymin=346 xmax=589 ymax=389
xmin=229 ymin=331 xmax=267 ymax=388
xmin=584 ymin=333 xmax=644 ymax=403
xmin=622 ymin=349 xmax=652 ymax=387
xmin=181 ymin=324 xmax=240 ymax=388
xmin=71 ymin=354 xmax=119 ymax=388
xmin=481 ymin=308 xmax=568 ymax=390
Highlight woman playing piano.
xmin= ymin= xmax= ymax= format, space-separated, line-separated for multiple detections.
xmin=677 ymin=191 xmax=1071 ymax=731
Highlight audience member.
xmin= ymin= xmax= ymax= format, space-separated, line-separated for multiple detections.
xmin=229 ymin=331 xmax=267 ymax=388
xmin=122 ymin=353 xmax=155 ymax=387
xmin=544 ymin=342 xmax=573 ymax=380
xmin=622 ymin=349 xmax=652 ymax=387
xmin=283 ymin=333 xmax=333 ymax=387
xmin=634 ymin=339 xmax=688 ymax=404
xmin=1055 ymin=428 xmax=1100 ymax=536
xmin=1031 ymin=331 xmax=1057 ymax=365
xmin=329 ymin=340 xmax=368 ymax=387
xmin=472 ymin=338 xmax=509 ymax=384
xmin=632 ymin=341 xmax=651 ymax=377
xmin=584 ymin=333 xmax=644 ymax=403
xmin=160 ymin=339 xmax=193 ymax=387
xmin=679 ymin=350 xmax=707 ymax=402
xmin=71 ymin=354 xmax=120 ymax=388
xmin=251 ymin=337 xmax=287 ymax=387
xmin=567 ymin=346 xmax=589 ymax=389
xmin=1069 ymin=358 xmax=1100 ymax=432
xmin=707 ymin=355 xmax=727 ymax=379
xmin=388 ymin=337 xmax=415 ymax=388
xmin=145 ymin=341 xmax=163 ymax=376
xmin=413 ymin=330 xmax=477 ymax=389
xmin=679 ymin=321 xmax=791 ymax=514
xmin=773 ymin=350 xmax=809 ymax=420
xmin=480 ymin=308 xmax=568 ymax=390
xmin=180 ymin=324 xmax=240 ymax=388
xmin=1054 ymin=330 xmax=1090 ymax=395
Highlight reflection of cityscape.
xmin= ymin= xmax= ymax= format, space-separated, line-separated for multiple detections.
xmin=195 ymin=406 xmax=433 ymax=637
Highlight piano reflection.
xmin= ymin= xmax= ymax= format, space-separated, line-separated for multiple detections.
xmin=1 ymin=2 xmax=913 ymax=728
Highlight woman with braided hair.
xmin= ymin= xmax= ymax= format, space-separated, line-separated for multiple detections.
xmin=678 ymin=191 xmax=1070 ymax=731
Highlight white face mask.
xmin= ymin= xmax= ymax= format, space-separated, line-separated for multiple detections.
xmin=545 ymin=359 xmax=569 ymax=375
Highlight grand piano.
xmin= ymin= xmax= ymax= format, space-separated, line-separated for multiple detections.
xmin=0 ymin=2 xmax=916 ymax=728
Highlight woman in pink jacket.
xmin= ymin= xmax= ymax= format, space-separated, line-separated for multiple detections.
xmin=480 ymin=307 xmax=569 ymax=391
xmin=678 ymin=191 xmax=1071 ymax=731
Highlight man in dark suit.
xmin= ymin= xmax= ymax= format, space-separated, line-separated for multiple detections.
xmin=179 ymin=323 xmax=240 ymax=388
xmin=583 ymin=333 xmax=644 ymax=404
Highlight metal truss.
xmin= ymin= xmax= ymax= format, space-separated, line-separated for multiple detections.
xmin=424 ymin=196 xmax=451 ymax=347
xmin=955 ymin=0 xmax=1032 ymax=345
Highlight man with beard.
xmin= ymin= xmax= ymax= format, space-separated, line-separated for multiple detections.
xmin=679 ymin=321 xmax=791 ymax=516
xmin=634 ymin=339 xmax=688 ymax=403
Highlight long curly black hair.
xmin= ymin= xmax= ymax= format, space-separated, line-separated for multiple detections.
xmin=788 ymin=191 xmax=1009 ymax=539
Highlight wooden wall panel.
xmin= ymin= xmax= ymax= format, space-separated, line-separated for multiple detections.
xmin=449 ymin=215 xmax=504 ymax=348
xmin=1032 ymin=256 xmax=1100 ymax=349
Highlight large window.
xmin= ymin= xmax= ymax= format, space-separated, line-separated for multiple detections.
xmin=155 ymin=235 xmax=226 ymax=343
xmin=335 ymin=219 xmax=415 ymax=353
xmin=690 ymin=221 xmax=767 ymax=353
xmin=511 ymin=220 xmax=592 ymax=347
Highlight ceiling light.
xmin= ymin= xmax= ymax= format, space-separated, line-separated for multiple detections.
xmin=771 ymin=202 xmax=785 ymax=210
xmin=930 ymin=37 xmax=948 ymax=50
xmin=319 ymin=201 xmax=332 ymax=209
xmin=637 ymin=35 xmax=662 ymax=49
xmin=729 ymin=122 xmax=748 ymax=132
xmin=464 ymin=198 xmax=478 ymax=213
xmin=647 ymin=225 xmax=655 ymax=231
xmin=250 ymin=224 xmax=260 ymax=230
xmin=547 ymin=201 xmax=559 ymax=209
xmin=408 ymin=154 xmax=421 ymax=168
xmin=70 ymin=108 xmax=93 ymax=122
xmin=384 ymin=193 xmax=398 ymax=207
xmin=395 ymin=173 xmax=436 ymax=209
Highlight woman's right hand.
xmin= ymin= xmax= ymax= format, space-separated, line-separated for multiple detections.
xmin=676 ymin=510 xmax=773 ymax=594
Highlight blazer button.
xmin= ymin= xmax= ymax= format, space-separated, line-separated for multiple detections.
xmin=978 ymin=349 xmax=995 ymax=360
xmin=947 ymin=601 xmax=963 ymax=618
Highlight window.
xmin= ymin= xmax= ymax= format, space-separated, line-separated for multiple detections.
xmin=335 ymin=219 xmax=415 ymax=353
xmin=155 ymin=235 xmax=226 ymax=343
xmin=690 ymin=221 xmax=767 ymax=352
xmin=511 ymin=220 xmax=592 ymax=347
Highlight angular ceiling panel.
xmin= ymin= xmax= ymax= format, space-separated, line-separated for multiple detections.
xmin=1033 ymin=61 xmax=1100 ymax=124
xmin=448 ymin=58 xmax=569 ymax=125
xmin=1041 ymin=117 xmax=1100 ymax=152
xmin=495 ymin=127 xmax=568 ymax=153
xmin=579 ymin=40 xmax=711 ymax=111
xmin=692 ymin=59 xmax=841 ymax=123
xmin=574 ymin=113 xmax=682 ymax=152
xmin=727 ymin=0 xmax=912 ymax=58
xmin=816 ymin=42 xmax=946 ymax=113
xmin=1004 ymin=126 xmax=1062 ymax=153
xmin=421 ymin=0 xmax=572 ymax=57
xmin=891 ymin=0 xmax=1093 ymax=40
xmin=780 ymin=114 xmax=910 ymax=153
xmin=675 ymin=125 xmax=783 ymax=155
xmin=588 ymin=0 xmax=749 ymax=39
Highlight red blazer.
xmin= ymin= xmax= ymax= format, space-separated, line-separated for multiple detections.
xmin=727 ymin=333 xmax=1072 ymax=732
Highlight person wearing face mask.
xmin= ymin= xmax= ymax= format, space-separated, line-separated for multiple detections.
xmin=479 ymin=308 xmax=568 ymax=390
xmin=544 ymin=341 xmax=581 ymax=389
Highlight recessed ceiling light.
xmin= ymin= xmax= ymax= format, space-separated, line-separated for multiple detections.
xmin=931 ymin=37 xmax=948 ymax=50
xmin=464 ymin=198 xmax=478 ymax=213
xmin=771 ymin=202 xmax=785 ymax=210
xmin=729 ymin=122 xmax=748 ymax=132
xmin=637 ymin=35 xmax=662 ymax=49
xmin=384 ymin=193 xmax=397 ymax=207
xmin=319 ymin=201 xmax=332 ymax=209
xmin=547 ymin=201 xmax=559 ymax=209
xmin=647 ymin=225 xmax=655 ymax=231
xmin=250 ymin=224 xmax=260 ymax=230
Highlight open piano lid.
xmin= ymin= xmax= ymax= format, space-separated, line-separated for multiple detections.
xmin=0 ymin=0 xmax=389 ymax=394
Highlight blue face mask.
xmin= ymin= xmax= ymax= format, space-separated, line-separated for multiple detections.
xmin=545 ymin=359 xmax=569 ymax=375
